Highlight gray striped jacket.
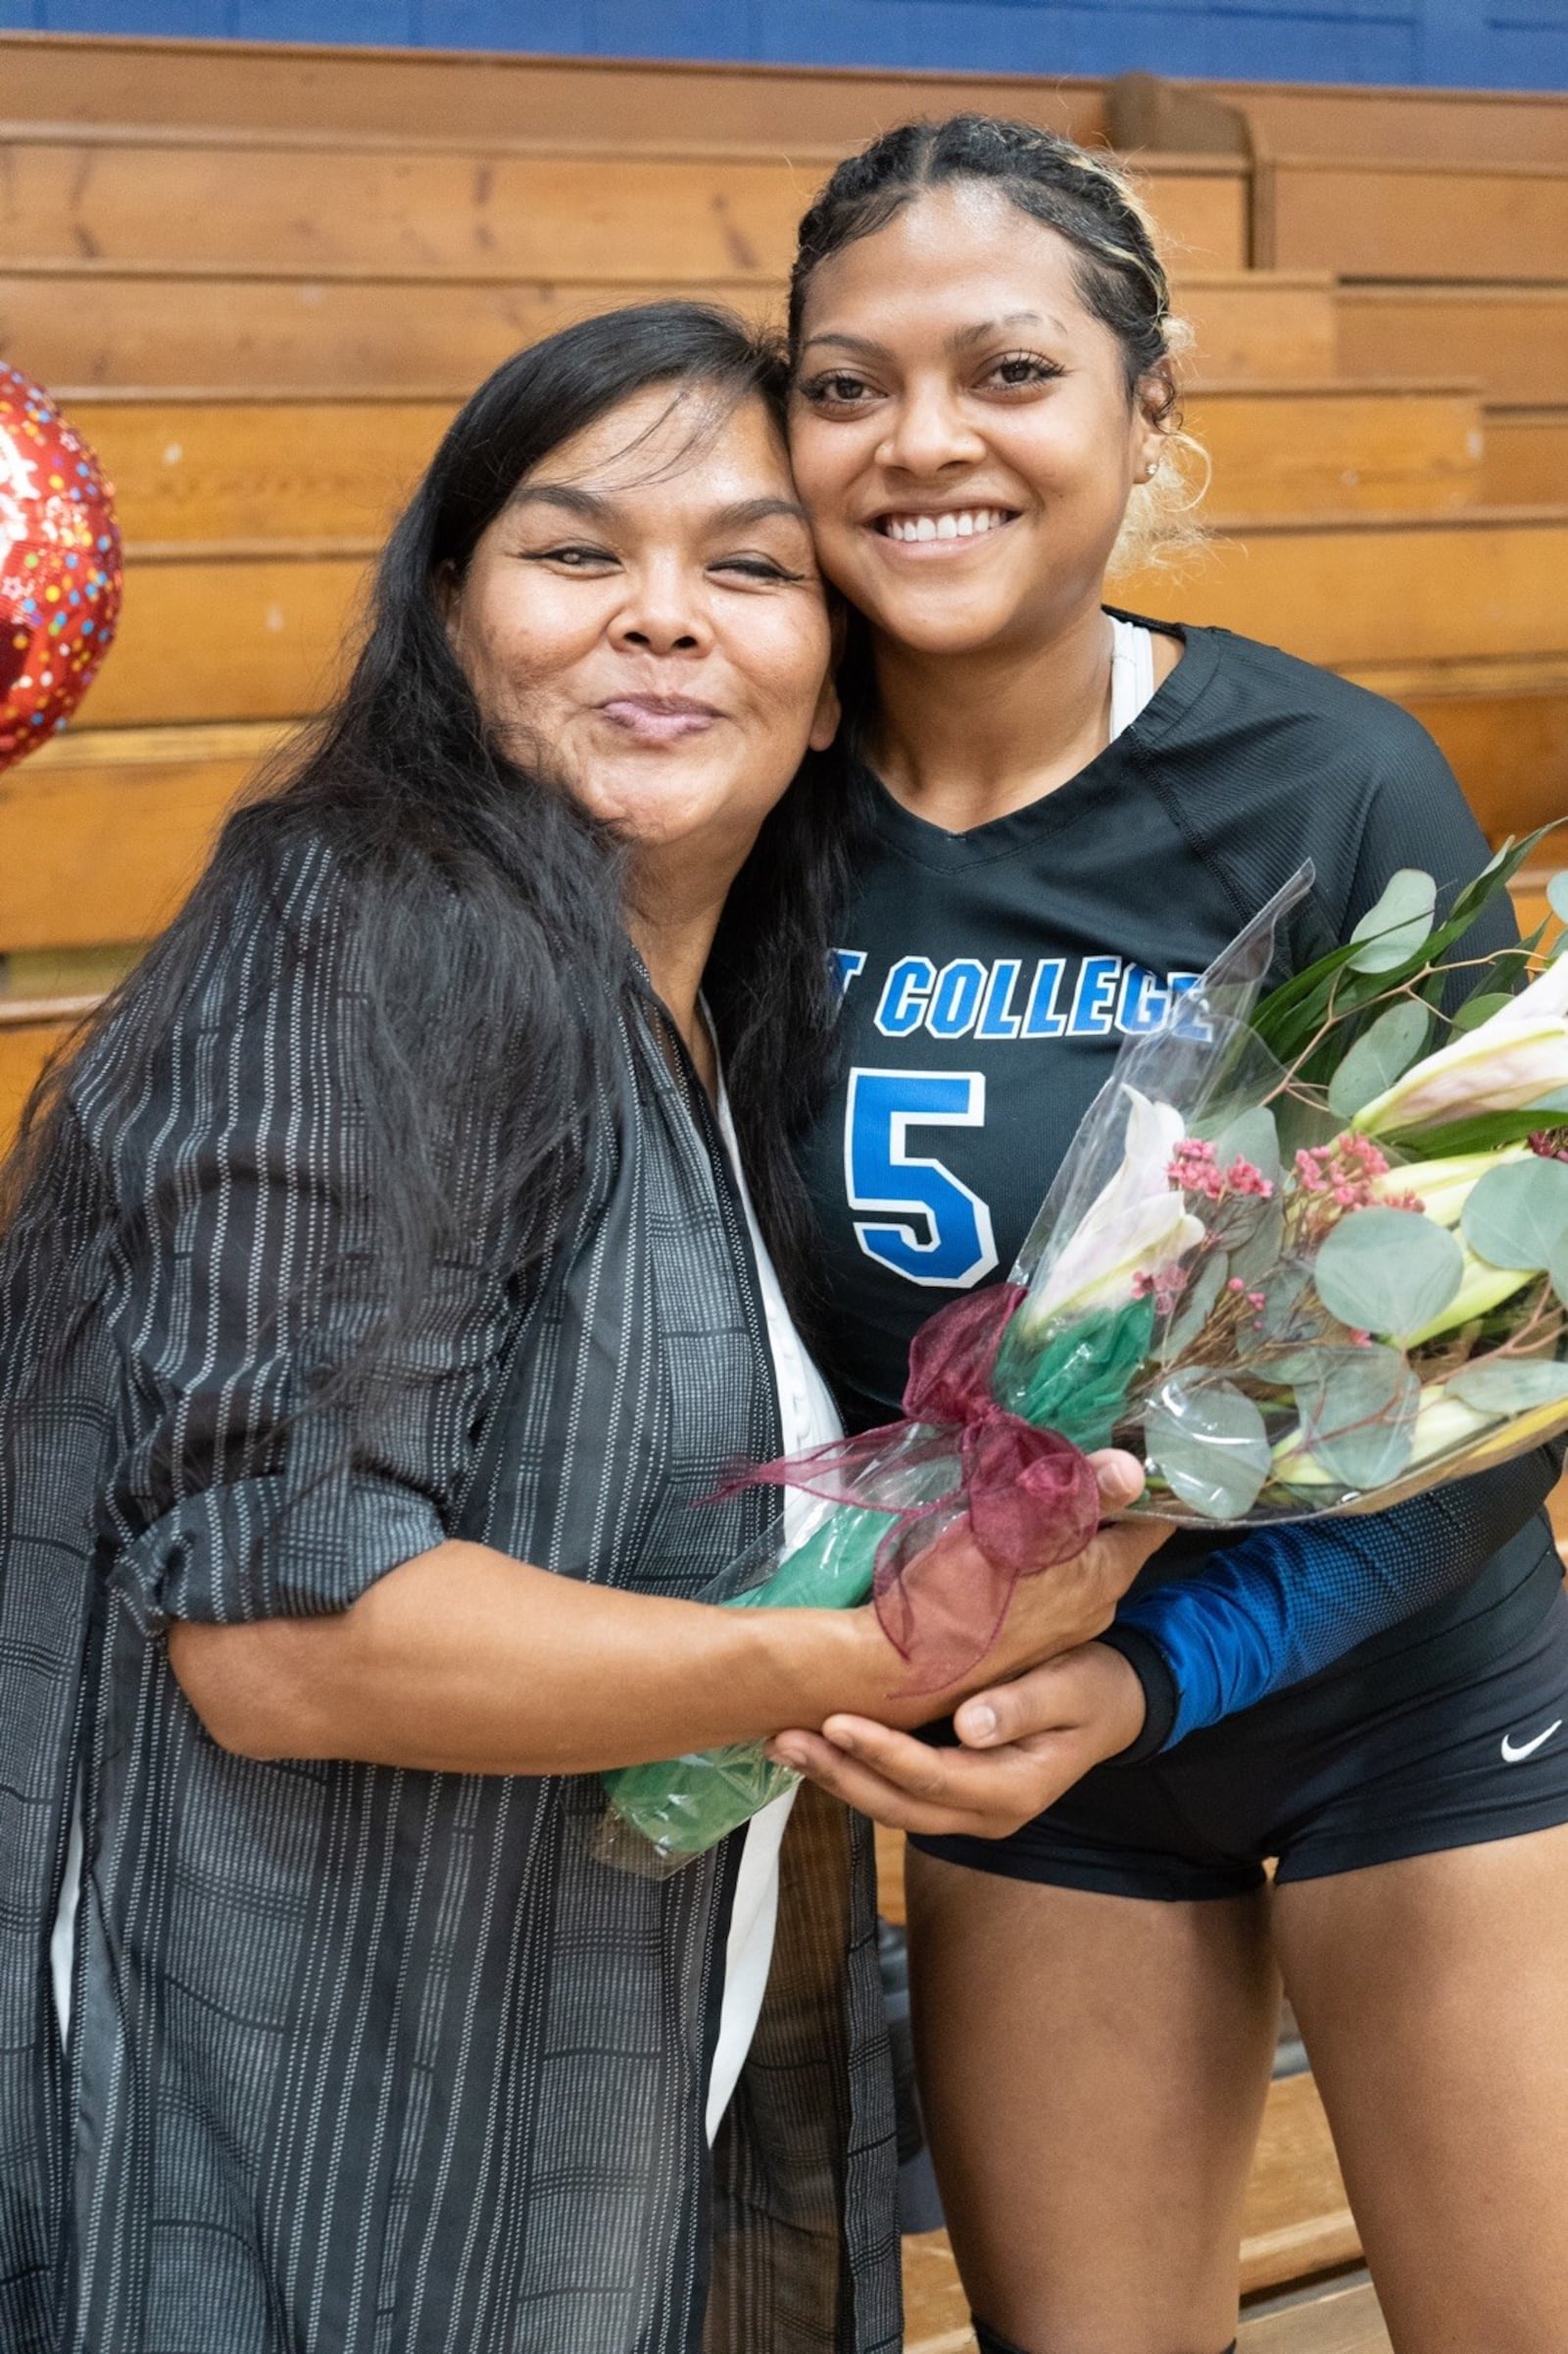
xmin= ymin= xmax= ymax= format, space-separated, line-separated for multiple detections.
xmin=0 ymin=838 xmax=899 ymax=2353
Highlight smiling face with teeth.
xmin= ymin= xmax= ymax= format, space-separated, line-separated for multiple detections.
xmin=788 ymin=181 xmax=1168 ymax=663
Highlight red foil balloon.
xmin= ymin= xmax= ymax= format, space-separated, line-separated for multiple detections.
xmin=0 ymin=364 xmax=122 ymax=775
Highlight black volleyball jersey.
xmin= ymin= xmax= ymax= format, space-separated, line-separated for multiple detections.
xmin=800 ymin=620 xmax=1560 ymax=1721
xmin=805 ymin=619 xmax=1517 ymax=1426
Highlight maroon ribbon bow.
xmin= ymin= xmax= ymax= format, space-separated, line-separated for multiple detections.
xmin=723 ymin=1284 xmax=1102 ymax=1691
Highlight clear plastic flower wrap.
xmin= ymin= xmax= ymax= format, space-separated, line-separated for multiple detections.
xmin=601 ymin=842 xmax=1568 ymax=1869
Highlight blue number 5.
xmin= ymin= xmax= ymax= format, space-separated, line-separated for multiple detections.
xmin=846 ymin=1068 xmax=999 ymax=1289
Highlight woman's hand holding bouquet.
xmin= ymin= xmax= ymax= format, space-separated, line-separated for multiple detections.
xmin=766 ymin=1638 xmax=1150 ymax=1843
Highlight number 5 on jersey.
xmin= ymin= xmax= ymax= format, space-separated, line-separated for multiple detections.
xmin=845 ymin=1068 xmax=1000 ymax=1289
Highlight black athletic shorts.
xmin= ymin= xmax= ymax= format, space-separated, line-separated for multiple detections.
xmin=913 ymin=1546 xmax=1568 ymax=1900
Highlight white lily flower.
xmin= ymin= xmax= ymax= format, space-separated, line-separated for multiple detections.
xmin=1020 ymin=1088 xmax=1205 ymax=1334
xmin=1354 ymin=966 xmax=1568 ymax=1138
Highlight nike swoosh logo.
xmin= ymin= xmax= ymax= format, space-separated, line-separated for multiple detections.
xmin=1501 ymin=1719 xmax=1563 ymax=1764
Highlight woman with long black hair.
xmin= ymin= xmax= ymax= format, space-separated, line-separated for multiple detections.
xmin=0 ymin=300 xmax=1160 ymax=2354
xmin=769 ymin=118 xmax=1568 ymax=2354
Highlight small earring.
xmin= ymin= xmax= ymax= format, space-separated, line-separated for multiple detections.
xmin=1144 ymin=462 xmax=1160 ymax=482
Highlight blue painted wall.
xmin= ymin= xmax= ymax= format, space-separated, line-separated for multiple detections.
xmin=0 ymin=0 xmax=1563 ymax=91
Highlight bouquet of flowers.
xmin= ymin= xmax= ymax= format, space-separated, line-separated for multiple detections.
xmin=602 ymin=841 xmax=1568 ymax=1867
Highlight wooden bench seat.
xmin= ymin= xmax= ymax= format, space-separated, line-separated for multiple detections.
xmin=1337 ymin=286 xmax=1568 ymax=410
xmin=0 ymin=263 xmax=775 ymax=391
xmin=1254 ymin=155 xmax=1568 ymax=283
xmin=1380 ymin=658 xmax=1568 ymax=845
xmin=0 ymin=262 xmax=1338 ymax=392
xmin=1202 ymin=75 xmax=1568 ymax=169
xmin=0 ymin=1001 xmax=93 ymax=1142
xmin=1186 ymin=381 xmax=1484 ymax=518
xmin=6 ymin=652 xmax=1552 ymax=975
xmin=4 ymin=652 xmax=1553 ymax=969
xmin=0 ymin=125 xmax=1249 ymax=278
xmin=1111 ymin=69 xmax=1568 ymax=170
xmin=1122 ymin=510 xmax=1568 ymax=675
xmin=60 ymin=377 xmax=1486 ymax=547
xmin=0 ymin=33 xmax=1109 ymax=149
xmin=82 ymin=544 xmax=368 ymax=729
xmin=0 ymin=131 xmax=841 ymax=283
xmin=5 ymin=34 xmax=1560 ymax=178
xmin=0 ymin=721 xmax=279 ymax=953
xmin=1239 ymin=2280 xmax=1390 ymax=2353
xmin=49 ymin=394 xmax=452 ymax=546
xmin=1483 ymin=409 xmax=1568 ymax=509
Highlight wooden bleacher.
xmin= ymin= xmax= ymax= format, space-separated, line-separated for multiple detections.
xmin=0 ymin=264 xmax=1345 ymax=390
xmin=1251 ymin=154 xmax=1568 ymax=282
xmin=1113 ymin=69 xmax=1568 ymax=166
xmin=0 ymin=40 xmax=1563 ymax=2344
xmin=0 ymin=34 xmax=1106 ymax=146
xmin=1122 ymin=70 xmax=1568 ymax=796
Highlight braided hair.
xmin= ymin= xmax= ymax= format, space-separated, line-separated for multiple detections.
xmin=788 ymin=114 xmax=1205 ymax=566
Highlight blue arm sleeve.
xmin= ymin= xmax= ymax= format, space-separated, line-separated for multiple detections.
xmin=1111 ymin=1442 xmax=1564 ymax=1749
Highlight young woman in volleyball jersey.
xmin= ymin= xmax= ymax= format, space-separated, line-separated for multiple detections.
xmin=769 ymin=115 xmax=1568 ymax=2354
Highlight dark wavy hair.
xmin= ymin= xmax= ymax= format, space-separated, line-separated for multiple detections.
xmin=2 ymin=301 xmax=852 ymax=1361
xmin=789 ymin=113 xmax=1181 ymax=411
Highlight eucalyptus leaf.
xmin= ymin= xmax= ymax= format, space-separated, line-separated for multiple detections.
xmin=1374 ymin=841 xmax=1543 ymax=994
xmin=1461 ymin=1157 xmax=1568 ymax=1273
xmin=1209 ymin=1104 xmax=1282 ymax=1192
xmin=1144 ymin=1375 xmax=1274 ymax=1519
xmin=1270 ymin=1344 xmax=1345 ymax=1384
xmin=1159 ymin=1249 xmax=1230 ymax=1364
xmin=1327 ymin=1001 xmax=1431 ymax=1118
xmin=1548 ymin=871 xmax=1568 ymax=926
xmin=1312 ymin=1207 xmax=1464 ymax=1339
xmin=1256 ymin=1255 xmax=1316 ymax=1340
xmin=1451 ymin=991 xmax=1515 ymax=1034
xmin=1293 ymin=1347 xmax=1420 ymax=1491
xmin=1532 ymin=1089 xmax=1568 ymax=1114
xmin=1348 ymin=870 xmax=1437 ymax=975
xmin=1449 ymin=1359 xmax=1568 ymax=1413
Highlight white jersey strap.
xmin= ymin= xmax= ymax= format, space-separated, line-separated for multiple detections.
xmin=1108 ymin=614 xmax=1158 ymax=743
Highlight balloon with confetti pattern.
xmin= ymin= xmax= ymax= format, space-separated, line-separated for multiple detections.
xmin=0 ymin=364 xmax=122 ymax=775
